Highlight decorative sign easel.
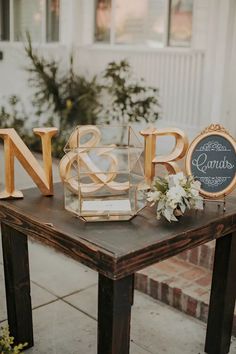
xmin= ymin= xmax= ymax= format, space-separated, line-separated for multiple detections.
xmin=185 ymin=124 xmax=236 ymax=210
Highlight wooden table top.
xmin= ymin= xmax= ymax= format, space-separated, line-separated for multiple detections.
xmin=0 ymin=183 xmax=236 ymax=279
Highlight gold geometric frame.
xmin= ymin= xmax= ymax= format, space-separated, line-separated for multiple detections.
xmin=185 ymin=124 xmax=236 ymax=199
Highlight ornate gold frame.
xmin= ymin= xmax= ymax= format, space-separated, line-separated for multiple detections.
xmin=185 ymin=124 xmax=236 ymax=199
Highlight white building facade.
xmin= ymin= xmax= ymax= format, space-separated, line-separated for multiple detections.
xmin=0 ymin=0 xmax=235 ymax=139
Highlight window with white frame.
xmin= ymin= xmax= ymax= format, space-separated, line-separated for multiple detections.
xmin=94 ymin=0 xmax=194 ymax=47
xmin=0 ymin=0 xmax=60 ymax=42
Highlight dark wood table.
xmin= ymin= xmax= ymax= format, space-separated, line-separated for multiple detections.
xmin=0 ymin=183 xmax=236 ymax=354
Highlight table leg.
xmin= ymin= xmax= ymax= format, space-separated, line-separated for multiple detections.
xmin=97 ymin=274 xmax=134 ymax=354
xmin=205 ymin=233 xmax=236 ymax=354
xmin=1 ymin=222 xmax=34 ymax=349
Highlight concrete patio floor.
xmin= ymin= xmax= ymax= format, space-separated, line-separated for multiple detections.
xmin=1 ymin=239 xmax=236 ymax=354
xmin=0 ymin=145 xmax=236 ymax=353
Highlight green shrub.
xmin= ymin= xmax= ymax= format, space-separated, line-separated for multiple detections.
xmin=0 ymin=34 xmax=102 ymax=157
xmin=0 ymin=326 xmax=27 ymax=353
xmin=0 ymin=35 xmax=160 ymax=157
xmin=24 ymin=33 xmax=102 ymax=130
xmin=99 ymin=60 xmax=160 ymax=125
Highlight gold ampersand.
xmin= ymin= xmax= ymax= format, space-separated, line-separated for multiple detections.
xmin=59 ymin=126 xmax=129 ymax=194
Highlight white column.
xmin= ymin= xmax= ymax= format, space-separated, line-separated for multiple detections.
xmin=60 ymin=0 xmax=94 ymax=47
xmin=201 ymin=0 xmax=234 ymax=127
xmin=221 ymin=0 xmax=236 ymax=135
xmin=59 ymin=0 xmax=74 ymax=47
xmin=210 ymin=0 xmax=233 ymax=122
xmin=81 ymin=0 xmax=95 ymax=45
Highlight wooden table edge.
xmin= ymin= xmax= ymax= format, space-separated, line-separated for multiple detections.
xmin=0 ymin=202 xmax=236 ymax=279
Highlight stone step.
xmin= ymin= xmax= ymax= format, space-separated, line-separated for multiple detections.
xmin=176 ymin=241 xmax=215 ymax=270
xmin=135 ymin=255 xmax=236 ymax=336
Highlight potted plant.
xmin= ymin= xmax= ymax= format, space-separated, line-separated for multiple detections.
xmin=98 ymin=60 xmax=161 ymax=143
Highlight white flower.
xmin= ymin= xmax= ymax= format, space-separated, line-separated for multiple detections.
xmin=163 ymin=208 xmax=172 ymax=222
xmin=147 ymin=191 xmax=161 ymax=203
xmin=168 ymin=172 xmax=185 ymax=188
xmin=165 ymin=186 xmax=186 ymax=211
xmin=190 ymin=188 xmax=199 ymax=197
xmin=191 ymin=179 xmax=201 ymax=191
xmin=146 ymin=173 xmax=203 ymax=222
xmin=167 ymin=185 xmax=186 ymax=201
xmin=179 ymin=202 xmax=186 ymax=213
xmin=157 ymin=199 xmax=165 ymax=211
xmin=168 ymin=199 xmax=177 ymax=209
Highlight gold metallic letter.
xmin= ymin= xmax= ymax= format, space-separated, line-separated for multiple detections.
xmin=0 ymin=127 xmax=58 ymax=199
xmin=140 ymin=127 xmax=189 ymax=184
xmin=59 ymin=125 xmax=129 ymax=194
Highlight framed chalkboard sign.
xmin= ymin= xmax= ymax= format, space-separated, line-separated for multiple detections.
xmin=186 ymin=124 xmax=236 ymax=198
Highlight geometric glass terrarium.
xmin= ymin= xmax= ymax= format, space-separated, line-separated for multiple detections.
xmin=59 ymin=125 xmax=147 ymax=222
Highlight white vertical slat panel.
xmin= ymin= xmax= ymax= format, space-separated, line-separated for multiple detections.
xmin=193 ymin=51 xmax=204 ymax=125
xmin=158 ymin=53 xmax=164 ymax=110
xmin=171 ymin=53 xmax=179 ymax=122
xmin=192 ymin=52 xmax=199 ymax=125
xmin=169 ymin=52 xmax=174 ymax=120
xmin=76 ymin=47 xmax=204 ymax=129
xmin=163 ymin=52 xmax=171 ymax=120
xmin=184 ymin=54 xmax=191 ymax=124
xmin=175 ymin=53 xmax=184 ymax=123
xmin=181 ymin=54 xmax=185 ymax=122
xmin=188 ymin=54 xmax=195 ymax=123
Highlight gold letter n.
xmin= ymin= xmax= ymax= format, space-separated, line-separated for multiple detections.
xmin=0 ymin=127 xmax=58 ymax=199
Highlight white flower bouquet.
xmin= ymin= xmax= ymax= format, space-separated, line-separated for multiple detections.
xmin=147 ymin=172 xmax=203 ymax=222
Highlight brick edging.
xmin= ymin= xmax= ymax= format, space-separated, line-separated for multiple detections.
xmin=176 ymin=241 xmax=215 ymax=270
xmin=134 ymin=268 xmax=236 ymax=336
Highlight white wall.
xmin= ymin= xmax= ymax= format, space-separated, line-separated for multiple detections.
xmin=0 ymin=0 xmax=235 ymax=140
xmin=0 ymin=0 xmax=73 ymax=116
xmin=0 ymin=44 xmax=68 ymax=96
xmin=221 ymin=0 xmax=236 ymax=137
xmin=75 ymin=46 xmax=204 ymax=139
xmin=200 ymin=0 xmax=236 ymax=136
xmin=192 ymin=0 xmax=210 ymax=50
xmin=0 ymin=43 xmax=69 ymax=127
xmin=72 ymin=0 xmax=209 ymax=139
